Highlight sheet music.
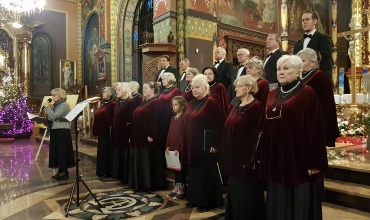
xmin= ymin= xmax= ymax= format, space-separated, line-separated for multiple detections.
xmin=165 ymin=151 xmax=181 ymax=171
xmin=27 ymin=113 xmax=38 ymax=119
xmin=65 ymin=102 xmax=89 ymax=122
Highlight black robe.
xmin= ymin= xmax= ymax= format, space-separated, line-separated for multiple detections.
xmin=302 ymin=69 xmax=339 ymax=146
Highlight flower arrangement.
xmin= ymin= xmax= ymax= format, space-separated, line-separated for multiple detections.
xmin=361 ymin=113 xmax=370 ymax=134
xmin=337 ymin=117 xmax=366 ymax=137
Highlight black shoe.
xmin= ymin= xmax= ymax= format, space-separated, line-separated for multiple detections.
xmin=196 ymin=206 xmax=209 ymax=213
xmin=51 ymin=169 xmax=62 ymax=179
xmin=185 ymin=202 xmax=196 ymax=208
xmin=55 ymin=170 xmax=69 ymax=180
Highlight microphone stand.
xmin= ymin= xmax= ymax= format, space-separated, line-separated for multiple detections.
xmin=65 ymin=114 xmax=102 ymax=217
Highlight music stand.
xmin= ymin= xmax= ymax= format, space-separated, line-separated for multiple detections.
xmin=59 ymin=101 xmax=102 ymax=217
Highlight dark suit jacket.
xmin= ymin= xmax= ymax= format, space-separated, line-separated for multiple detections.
xmin=155 ymin=66 xmax=178 ymax=90
xmin=178 ymin=71 xmax=187 ymax=92
xmin=263 ymin=49 xmax=289 ymax=84
xmin=215 ymin=60 xmax=233 ymax=91
xmin=293 ymin=31 xmax=334 ymax=79
xmin=228 ymin=65 xmax=246 ymax=100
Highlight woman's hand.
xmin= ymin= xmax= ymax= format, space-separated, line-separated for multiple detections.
xmin=174 ymin=150 xmax=179 ymax=157
xmin=210 ymin=147 xmax=218 ymax=153
xmin=147 ymin=136 xmax=153 ymax=142
xmin=308 ymin=169 xmax=320 ymax=176
xmin=165 ymin=147 xmax=169 ymax=156
xmin=43 ymin=102 xmax=51 ymax=108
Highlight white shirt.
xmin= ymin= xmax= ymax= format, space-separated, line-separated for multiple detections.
xmin=264 ymin=48 xmax=279 ymax=67
xmin=236 ymin=66 xmax=244 ymax=78
xmin=214 ymin=59 xmax=224 ymax=69
xmin=303 ymin=30 xmax=316 ymax=49
xmin=158 ymin=65 xmax=169 ymax=81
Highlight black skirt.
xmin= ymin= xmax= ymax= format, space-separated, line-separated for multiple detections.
xmin=112 ymin=148 xmax=130 ymax=183
xmin=266 ymin=180 xmax=323 ymax=220
xmin=225 ymin=176 xmax=266 ymax=220
xmin=186 ymin=161 xmax=222 ymax=208
xmin=96 ymin=135 xmax=112 ymax=177
xmin=49 ymin=129 xmax=75 ymax=170
xmin=128 ymin=147 xmax=166 ymax=190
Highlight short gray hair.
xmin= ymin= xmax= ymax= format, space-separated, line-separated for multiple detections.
xmin=117 ymin=82 xmax=132 ymax=99
xmin=162 ymin=72 xmax=177 ymax=85
xmin=217 ymin=47 xmax=226 ymax=55
xmin=296 ymin=48 xmax=320 ymax=69
xmin=51 ymin=88 xmax=67 ymax=100
xmin=191 ymin=74 xmax=209 ymax=92
xmin=103 ymin=87 xmax=116 ymax=100
xmin=181 ymin=58 xmax=190 ymax=66
xmin=277 ymin=55 xmax=303 ymax=75
xmin=238 ymin=48 xmax=250 ymax=56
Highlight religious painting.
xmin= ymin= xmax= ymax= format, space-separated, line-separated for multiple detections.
xmin=31 ymin=35 xmax=52 ymax=95
xmin=288 ymin=0 xmax=329 ymax=41
xmin=60 ymin=60 xmax=76 ymax=91
xmin=217 ymin=0 xmax=277 ymax=33
xmin=83 ymin=13 xmax=100 ymax=96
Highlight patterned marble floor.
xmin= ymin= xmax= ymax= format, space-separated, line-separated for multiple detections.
xmin=1 ymin=139 xmax=370 ymax=219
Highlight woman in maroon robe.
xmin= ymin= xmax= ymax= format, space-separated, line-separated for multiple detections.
xmin=93 ymin=87 xmax=116 ymax=178
xmin=158 ymin=72 xmax=181 ymax=148
xmin=112 ymin=82 xmax=135 ymax=184
xmin=129 ymin=81 xmax=166 ymax=190
xmin=244 ymin=56 xmax=270 ymax=107
xmin=221 ymin=75 xmax=265 ymax=220
xmin=129 ymin=81 xmax=143 ymax=108
xmin=181 ymin=67 xmax=199 ymax=102
xmin=260 ymin=55 xmax=327 ymax=220
xmin=297 ymin=48 xmax=339 ymax=147
xmin=182 ymin=74 xmax=225 ymax=213
xmin=202 ymin=67 xmax=230 ymax=118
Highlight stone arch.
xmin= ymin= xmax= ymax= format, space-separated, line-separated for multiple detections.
xmin=116 ymin=0 xmax=139 ymax=82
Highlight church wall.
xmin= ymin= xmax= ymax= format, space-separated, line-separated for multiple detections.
xmin=44 ymin=0 xmax=78 ymax=61
xmin=153 ymin=16 xmax=177 ymax=43
xmin=31 ymin=11 xmax=67 ymax=91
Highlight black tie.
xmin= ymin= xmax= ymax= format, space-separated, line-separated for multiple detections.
xmin=214 ymin=61 xmax=220 ymax=65
xmin=304 ymin=34 xmax=312 ymax=39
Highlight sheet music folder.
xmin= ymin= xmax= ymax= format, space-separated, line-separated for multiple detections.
xmin=55 ymin=101 xmax=89 ymax=122
xmin=165 ymin=151 xmax=181 ymax=171
xmin=27 ymin=113 xmax=49 ymax=125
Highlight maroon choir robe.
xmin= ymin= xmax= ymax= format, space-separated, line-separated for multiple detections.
xmin=181 ymin=84 xmax=195 ymax=102
xmin=93 ymin=100 xmax=116 ymax=136
xmin=182 ymin=96 xmax=225 ymax=165
xmin=131 ymin=93 xmax=143 ymax=109
xmin=260 ymin=85 xmax=327 ymax=186
xmin=112 ymin=98 xmax=135 ymax=149
xmin=221 ymin=100 xmax=263 ymax=181
xmin=158 ymin=87 xmax=181 ymax=147
xmin=302 ymin=69 xmax=339 ymax=146
xmin=254 ymin=78 xmax=269 ymax=107
xmin=166 ymin=115 xmax=184 ymax=152
xmin=209 ymin=82 xmax=230 ymax=118
xmin=130 ymin=97 xmax=161 ymax=149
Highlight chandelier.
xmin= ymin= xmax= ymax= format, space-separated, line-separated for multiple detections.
xmin=0 ymin=0 xmax=45 ymax=28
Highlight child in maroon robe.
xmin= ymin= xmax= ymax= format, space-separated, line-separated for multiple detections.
xmin=165 ymin=96 xmax=187 ymax=200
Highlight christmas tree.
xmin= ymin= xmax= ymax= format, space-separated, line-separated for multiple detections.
xmin=0 ymin=77 xmax=33 ymax=137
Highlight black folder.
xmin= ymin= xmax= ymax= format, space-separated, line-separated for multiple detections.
xmin=126 ymin=123 xmax=132 ymax=138
xmin=204 ymin=130 xmax=214 ymax=151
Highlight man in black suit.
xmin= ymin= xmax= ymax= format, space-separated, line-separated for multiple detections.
xmin=214 ymin=47 xmax=233 ymax=90
xmin=229 ymin=48 xmax=249 ymax=100
xmin=178 ymin=58 xmax=190 ymax=92
xmin=263 ymin=33 xmax=289 ymax=84
xmin=293 ymin=11 xmax=333 ymax=80
xmin=156 ymin=54 xmax=178 ymax=89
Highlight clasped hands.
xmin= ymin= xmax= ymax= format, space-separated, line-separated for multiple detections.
xmin=43 ymin=102 xmax=52 ymax=108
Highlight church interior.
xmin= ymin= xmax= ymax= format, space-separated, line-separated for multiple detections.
xmin=1 ymin=0 xmax=370 ymax=219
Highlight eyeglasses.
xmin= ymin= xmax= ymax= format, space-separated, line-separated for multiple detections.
xmin=266 ymin=103 xmax=282 ymax=120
